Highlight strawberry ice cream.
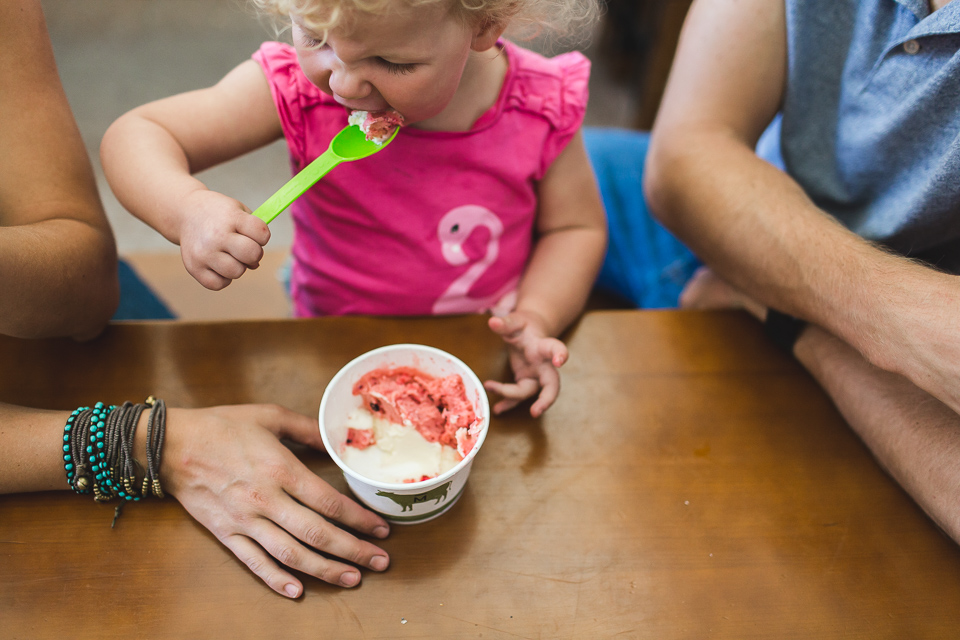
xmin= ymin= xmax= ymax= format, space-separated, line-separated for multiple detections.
xmin=348 ymin=109 xmax=404 ymax=144
xmin=353 ymin=367 xmax=480 ymax=456
xmin=339 ymin=366 xmax=482 ymax=484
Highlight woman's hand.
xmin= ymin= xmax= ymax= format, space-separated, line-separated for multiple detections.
xmin=484 ymin=311 xmax=568 ymax=417
xmin=160 ymin=404 xmax=390 ymax=598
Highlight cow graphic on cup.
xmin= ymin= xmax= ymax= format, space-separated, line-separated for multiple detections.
xmin=376 ymin=481 xmax=452 ymax=513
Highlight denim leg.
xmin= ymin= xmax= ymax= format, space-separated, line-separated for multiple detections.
xmin=112 ymin=258 xmax=176 ymax=320
xmin=583 ymin=127 xmax=700 ymax=309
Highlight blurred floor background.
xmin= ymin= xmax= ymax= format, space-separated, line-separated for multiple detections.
xmin=43 ymin=0 xmax=660 ymax=320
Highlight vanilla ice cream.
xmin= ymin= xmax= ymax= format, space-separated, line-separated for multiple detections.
xmin=340 ymin=409 xmax=461 ymax=484
xmin=338 ymin=365 xmax=481 ymax=484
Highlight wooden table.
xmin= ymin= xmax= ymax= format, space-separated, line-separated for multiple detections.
xmin=2 ymin=311 xmax=959 ymax=638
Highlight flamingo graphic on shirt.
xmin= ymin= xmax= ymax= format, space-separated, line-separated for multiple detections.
xmin=431 ymin=205 xmax=519 ymax=316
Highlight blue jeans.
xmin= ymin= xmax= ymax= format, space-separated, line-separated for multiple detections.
xmin=583 ymin=128 xmax=700 ymax=309
xmin=113 ymin=258 xmax=175 ymax=321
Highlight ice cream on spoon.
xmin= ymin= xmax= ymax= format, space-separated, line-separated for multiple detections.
xmin=348 ymin=109 xmax=405 ymax=145
xmin=252 ymin=108 xmax=404 ymax=224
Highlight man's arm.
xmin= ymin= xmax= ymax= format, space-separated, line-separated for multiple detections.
xmin=0 ymin=0 xmax=118 ymax=339
xmin=644 ymin=0 xmax=960 ymax=418
xmin=681 ymin=267 xmax=960 ymax=543
xmin=795 ymin=326 xmax=960 ymax=542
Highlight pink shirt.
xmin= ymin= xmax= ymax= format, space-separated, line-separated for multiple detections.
xmin=253 ymin=40 xmax=589 ymax=317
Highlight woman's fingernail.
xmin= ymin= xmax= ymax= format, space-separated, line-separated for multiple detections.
xmin=340 ymin=572 xmax=361 ymax=587
xmin=370 ymin=555 xmax=389 ymax=571
xmin=284 ymin=583 xmax=300 ymax=597
xmin=373 ymin=525 xmax=389 ymax=538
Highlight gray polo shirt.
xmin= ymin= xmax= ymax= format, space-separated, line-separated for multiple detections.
xmin=758 ymin=0 xmax=960 ymax=271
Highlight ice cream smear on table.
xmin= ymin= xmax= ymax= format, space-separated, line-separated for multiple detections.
xmin=348 ymin=109 xmax=404 ymax=145
xmin=339 ymin=366 xmax=482 ymax=484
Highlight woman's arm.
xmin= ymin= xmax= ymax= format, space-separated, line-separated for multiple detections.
xmin=0 ymin=401 xmax=392 ymax=597
xmin=0 ymin=0 xmax=118 ymax=340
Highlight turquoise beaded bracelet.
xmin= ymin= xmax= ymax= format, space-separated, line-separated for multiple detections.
xmin=62 ymin=399 xmax=165 ymax=506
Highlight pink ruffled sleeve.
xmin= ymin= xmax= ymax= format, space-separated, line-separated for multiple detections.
xmin=252 ymin=42 xmax=314 ymax=166
xmin=537 ymin=51 xmax=590 ymax=180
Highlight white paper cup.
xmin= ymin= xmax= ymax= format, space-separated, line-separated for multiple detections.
xmin=319 ymin=344 xmax=489 ymax=524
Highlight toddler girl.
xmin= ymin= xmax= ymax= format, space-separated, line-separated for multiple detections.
xmin=101 ymin=0 xmax=607 ymax=417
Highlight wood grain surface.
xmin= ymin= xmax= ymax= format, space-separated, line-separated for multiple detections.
xmin=2 ymin=310 xmax=959 ymax=638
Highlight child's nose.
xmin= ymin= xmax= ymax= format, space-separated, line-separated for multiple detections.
xmin=328 ymin=62 xmax=372 ymax=101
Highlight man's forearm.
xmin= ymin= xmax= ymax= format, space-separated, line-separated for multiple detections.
xmin=644 ymin=128 xmax=960 ymax=418
xmin=646 ymin=129 xmax=944 ymax=361
xmin=795 ymin=324 xmax=960 ymax=543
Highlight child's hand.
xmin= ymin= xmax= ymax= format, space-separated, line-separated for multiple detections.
xmin=178 ymin=190 xmax=270 ymax=290
xmin=484 ymin=311 xmax=569 ymax=417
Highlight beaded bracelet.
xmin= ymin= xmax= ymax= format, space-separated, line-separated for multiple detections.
xmin=63 ymin=402 xmax=114 ymax=495
xmin=62 ymin=398 xmax=167 ymax=509
xmin=143 ymin=397 xmax=166 ymax=499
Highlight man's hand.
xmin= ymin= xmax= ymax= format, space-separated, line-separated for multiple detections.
xmin=680 ymin=266 xmax=767 ymax=320
xmin=484 ymin=311 xmax=568 ymax=417
xmin=161 ymin=404 xmax=390 ymax=598
xmin=177 ymin=190 xmax=270 ymax=290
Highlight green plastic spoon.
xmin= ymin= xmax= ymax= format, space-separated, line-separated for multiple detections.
xmin=253 ymin=123 xmax=398 ymax=224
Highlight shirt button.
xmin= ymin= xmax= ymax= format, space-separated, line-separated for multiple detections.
xmin=904 ymin=39 xmax=921 ymax=54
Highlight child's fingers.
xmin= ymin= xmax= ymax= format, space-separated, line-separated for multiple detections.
xmin=182 ymin=249 xmax=231 ymax=291
xmin=209 ymin=252 xmax=248 ymax=281
xmin=493 ymin=397 xmax=522 ymax=414
xmin=484 ymin=378 xmax=539 ymax=398
xmin=538 ymin=338 xmax=568 ymax=368
xmin=194 ymin=267 xmax=232 ymax=291
xmin=484 ymin=378 xmax=539 ymax=414
xmin=487 ymin=313 xmax=527 ymax=339
xmin=225 ymin=234 xmax=265 ymax=269
xmin=237 ymin=212 xmax=271 ymax=246
xmin=529 ymin=367 xmax=561 ymax=418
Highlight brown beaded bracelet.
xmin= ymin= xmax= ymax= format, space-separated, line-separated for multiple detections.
xmin=143 ymin=396 xmax=166 ymax=499
xmin=62 ymin=397 xmax=167 ymax=523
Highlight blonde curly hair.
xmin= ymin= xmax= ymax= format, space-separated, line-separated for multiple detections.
xmin=250 ymin=0 xmax=600 ymax=42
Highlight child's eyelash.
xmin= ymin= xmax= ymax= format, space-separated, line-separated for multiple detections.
xmin=300 ymin=34 xmax=325 ymax=49
xmin=380 ymin=59 xmax=416 ymax=75
xmin=298 ymin=36 xmax=414 ymax=75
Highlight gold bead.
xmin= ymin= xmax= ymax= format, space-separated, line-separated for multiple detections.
xmin=144 ymin=395 xmax=156 ymax=406
xmin=76 ymin=476 xmax=90 ymax=491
